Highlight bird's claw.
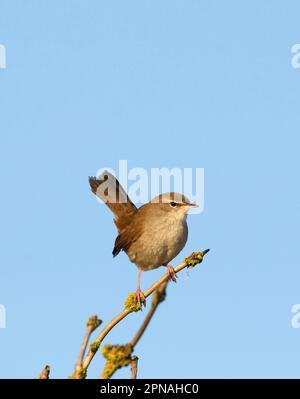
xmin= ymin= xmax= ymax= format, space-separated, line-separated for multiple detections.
xmin=167 ymin=266 xmax=177 ymax=283
xmin=134 ymin=289 xmax=146 ymax=307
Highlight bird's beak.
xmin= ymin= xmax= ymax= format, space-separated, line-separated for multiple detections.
xmin=184 ymin=203 xmax=199 ymax=209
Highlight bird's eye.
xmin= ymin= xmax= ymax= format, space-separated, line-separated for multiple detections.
xmin=170 ymin=201 xmax=177 ymax=208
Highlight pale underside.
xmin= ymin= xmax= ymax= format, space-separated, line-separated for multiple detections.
xmin=126 ymin=212 xmax=188 ymax=271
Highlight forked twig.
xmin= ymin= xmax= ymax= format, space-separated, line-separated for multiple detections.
xmin=71 ymin=249 xmax=209 ymax=379
xmin=73 ymin=315 xmax=102 ymax=378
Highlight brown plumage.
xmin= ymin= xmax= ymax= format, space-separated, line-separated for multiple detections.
xmin=89 ymin=170 xmax=198 ymax=306
xmin=89 ymin=174 xmax=137 ymax=232
xmin=89 ymin=173 xmax=140 ymax=257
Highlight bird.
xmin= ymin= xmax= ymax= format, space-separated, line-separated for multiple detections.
xmin=89 ymin=170 xmax=198 ymax=306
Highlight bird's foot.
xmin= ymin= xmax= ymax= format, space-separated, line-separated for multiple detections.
xmin=133 ymin=289 xmax=146 ymax=308
xmin=167 ymin=265 xmax=177 ymax=282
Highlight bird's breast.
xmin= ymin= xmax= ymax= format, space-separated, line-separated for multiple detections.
xmin=127 ymin=216 xmax=188 ymax=271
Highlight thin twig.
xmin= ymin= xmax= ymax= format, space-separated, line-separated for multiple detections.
xmin=82 ymin=309 xmax=132 ymax=373
xmin=74 ymin=315 xmax=102 ymax=377
xmin=130 ymin=356 xmax=138 ymax=379
xmin=38 ymin=365 xmax=50 ymax=379
xmin=74 ymin=249 xmax=209 ymax=378
xmin=100 ymin=280 xmax=168 ymax=379
xmin=130 ymin=280 xmax=168 ymax=348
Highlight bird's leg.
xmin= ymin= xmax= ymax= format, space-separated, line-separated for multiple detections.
xmin=163 ymin=263 xmax=177 ymax=283
xmin=134 ymin=268 xmax=146 ymax=307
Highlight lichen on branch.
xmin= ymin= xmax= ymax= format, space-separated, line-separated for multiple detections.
xmin=69 ymin=249 xmax=209 ymax=379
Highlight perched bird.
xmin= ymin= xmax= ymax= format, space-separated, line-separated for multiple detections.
xmin=89 ymin=171 xmax=198 ymax=305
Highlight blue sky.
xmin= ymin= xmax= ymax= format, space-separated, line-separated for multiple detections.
xmin=0 ymin=1 xmax=300 ymax=378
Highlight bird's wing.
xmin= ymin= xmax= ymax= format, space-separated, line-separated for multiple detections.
xmin=112 ymin=206 xmax=147 ymax=257
xmin=89 ymin=171 xmax=137 ymax=231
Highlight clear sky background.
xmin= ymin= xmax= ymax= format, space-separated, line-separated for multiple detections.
xmin=0 ymin=1 xmax=300 ymax=379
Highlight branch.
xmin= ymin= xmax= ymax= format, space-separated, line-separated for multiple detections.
xmin=38 ymin=365 xmax=50 ymax=379
xmin=100 ymin=280 xmax=168 ymax=379
xmin=73 ymin=315 xmax=102 ymax=378
xmin=130 ymin=356 xmax=138 ymax=379
xmin=130 ymin=279 xmax=168 ymax=348
xmin=71 ymin=249 xmax=209 ymax=379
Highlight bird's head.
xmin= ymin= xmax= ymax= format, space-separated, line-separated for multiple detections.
xmin=150 ymin=192 xmax=198 ymax=220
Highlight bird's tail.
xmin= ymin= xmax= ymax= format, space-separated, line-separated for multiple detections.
xmin=89 ymin=171 xmax=137 ymax=231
